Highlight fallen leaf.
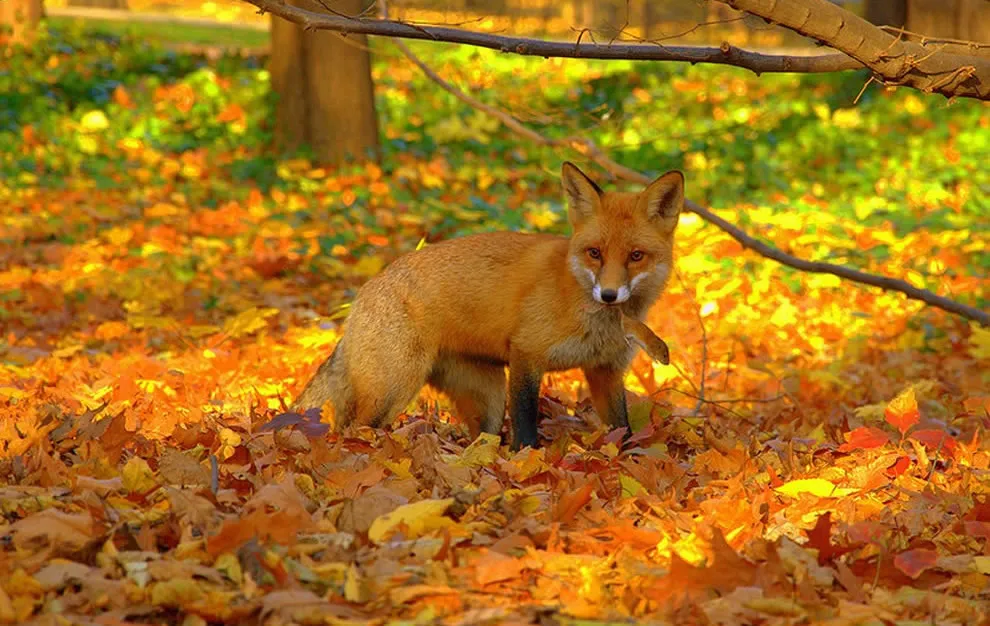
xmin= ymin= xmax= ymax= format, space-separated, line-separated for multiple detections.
xmin=893 ymin=548 xmax=939 ymax=579
xmin=368 ymin=498 xmax=456 ymax=544
xmin=885 ymin=387 xmax=920 ymax=436
xmin=838 ymin=426 xmax=890 ymax=452
xmin=774 ymin=478 xmax=857 ymax=499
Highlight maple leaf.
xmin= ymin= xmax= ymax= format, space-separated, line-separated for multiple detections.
xmin=893 ymin=548 xmax=938 ymax=579
xmin=884 ymin=387 xmax=920 ymax=436
xmin=367 ymin=498 xmax=457 ymax=544
xmin=553 ymin=480 xmax=596 ymax=524
xmin=909 ymin=428 xmax=958 ymax=458
xmin=838 ymin=426 xmax=889 ymax=452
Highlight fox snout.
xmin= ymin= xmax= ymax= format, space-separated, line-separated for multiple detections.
xmin=592 ymin=283 xmax=631 ymax=305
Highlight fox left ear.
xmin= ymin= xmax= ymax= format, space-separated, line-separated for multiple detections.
xmin=562 ymin=161 xmax=603 ymax=224
xmin=643 ymin=170 xmax=684 ymax=223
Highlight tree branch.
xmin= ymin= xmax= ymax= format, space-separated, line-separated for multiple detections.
xmin=249 ymin=0 xmax=863 ymax=74
xmin=248 ymin=0 xmax=990 ymax=100
xmin=377 ymin=4 xmax=988 ymax=327
xmin=717 ymin=0 xmax=990 ymax=100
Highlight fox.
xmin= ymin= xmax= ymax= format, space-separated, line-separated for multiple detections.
xmin=290 ymin=161 xmax=684 ymax=450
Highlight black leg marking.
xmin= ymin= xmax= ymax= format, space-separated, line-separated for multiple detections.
xmin=510 ymin=369 xmax=541 ymax=451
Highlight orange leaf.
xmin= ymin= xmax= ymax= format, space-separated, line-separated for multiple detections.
xmin=113 ymin=85 xmax=134 ymax=109
xmin=217 ymin=102 xmax=245 ymax=123
xmin=838 ymin=426 xmax=890 ymax=452
xmin=553 ymin=481 xmax=595 ymax=524
xmin=885 ymin=455 xmax=911 ymax=478
xmin=893 ymin=548 xmax=938 ymax=579
xmin=884 ymin=387 xmax=920 ymax=436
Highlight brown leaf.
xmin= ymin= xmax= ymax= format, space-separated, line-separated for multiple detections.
xmin=337 ymin=486 xmax=407 ymax=535
xmin=10 ymin=509 xmax=95 ymax=552
xmin=158 ymin=448 xmax=210 ymax=487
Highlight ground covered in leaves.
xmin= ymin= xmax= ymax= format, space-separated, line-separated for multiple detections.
xmin=1 ymin=22 xmax=989 ymax=625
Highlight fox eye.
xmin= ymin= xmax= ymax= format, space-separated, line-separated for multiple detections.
xmin=629 ymin=250 xmax=645 ymax=262
xmin=587 ymin=247 xmax=601 ymax=260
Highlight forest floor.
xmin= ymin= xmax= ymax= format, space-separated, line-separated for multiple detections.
xmin=1 ymin=14 xmax=988 ymax=626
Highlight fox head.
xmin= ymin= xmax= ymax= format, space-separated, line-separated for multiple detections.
xmin=562 ymin=161 xmax=684 ymax=306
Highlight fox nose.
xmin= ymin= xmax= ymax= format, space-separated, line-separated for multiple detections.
xmin=600 ymin=289 xmax=618 ymax=303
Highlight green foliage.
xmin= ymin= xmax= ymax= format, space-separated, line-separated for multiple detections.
xmin=1 ymin=24 xmax=986 ymax=303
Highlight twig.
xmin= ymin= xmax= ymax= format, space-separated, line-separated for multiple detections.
xmin=878 ymin=25 xmax=990 ymax=51
xmin=675 ymin=269 xmax=708 ymax=416
xmin=375 ymin=7 xmax=988 ymax=327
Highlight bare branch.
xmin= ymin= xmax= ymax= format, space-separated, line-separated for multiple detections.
xmin=717 ymin=0 xmax=990 ymax=100
xmin=247 ymin=0 xmax=863 ymax=74
xmin=377 ymin=7 xmax=989 ymax=327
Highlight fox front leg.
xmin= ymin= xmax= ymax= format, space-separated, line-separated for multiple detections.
xmin=583 ymin=365 xmax=630 ymax=434
xmin=508 ymin=362 xmax=542 ymax=451
xmin=620 ymin=315 xmax=670 ymax=365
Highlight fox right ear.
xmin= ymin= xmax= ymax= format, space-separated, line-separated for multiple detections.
xmin=561 ymin=162 xmax=602 ymax=223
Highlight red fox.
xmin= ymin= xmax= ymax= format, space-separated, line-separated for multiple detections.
xmin=291 ymin=162 xmax=684 ymax=450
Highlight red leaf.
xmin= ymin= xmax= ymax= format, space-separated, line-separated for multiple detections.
xmin=884 ymin=387 xmax=920 ymax=436
xmin=805 ymin=512 xmax=836 ymax=565
xmin=885 ymin=455 xmax=911 ymax=478
xmin=893 ymin=548 xmax=938 ymax=579
xmin=838 ymin=426 xmax=890 ymax=452
xmin=963 ymin=521 xmax=990 ymax=540
xmin=910 ymin=428 xmax=958 ymax=457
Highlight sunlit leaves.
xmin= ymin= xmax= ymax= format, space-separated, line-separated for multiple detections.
xmin=839 ymin=426 xmax=890 ymax=452
xmin=0 ymin=21 xmax=987 ymax=626
xmin=885 ymin=387 xmax=921 ymax=436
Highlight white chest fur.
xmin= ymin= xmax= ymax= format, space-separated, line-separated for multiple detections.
xmin=545 ymin=308 xmax=634 ymax=371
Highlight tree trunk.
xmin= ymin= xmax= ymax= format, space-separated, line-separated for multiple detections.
xmin=67 ymin=0 xmax=129 ymax=9
xmin=1 ymin=0 xmax=43 ymax=45
xmin=907 ymin=0 xmax=990 ymax=43
xmin=270 ymin=0 xmax=380 ymax=166
xmin=864 ymin=0 xmax=907 ymax=28
xmin=869 ymin=0 xmax=990 ymax=43
xmin=641 ymin=0 xmax=655 ymax=40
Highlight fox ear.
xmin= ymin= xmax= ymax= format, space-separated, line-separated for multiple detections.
xmin=643 ymin=170 xmax=684 ymax=225
xmin=561 ymin=161 xmax=602 ymax=223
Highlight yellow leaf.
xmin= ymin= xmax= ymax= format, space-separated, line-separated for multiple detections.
xmin=973 ymin=556 xmax=990 ymax=574
xmin=620 ymin=474 xmax=644 ymax=497
xmin=745 ymin=597 xmax=805 ymax=617
xmin=774 ymin=478 xmax=856 ymax=499
xmin=368 ymin=498 xmax=455 ymax=544
xmin=121 ymin=457 xmax=159 ymax=494
xmin=344 ymin=564 xmax=367 ymax=602
xmin=769 ymin=300 xmax=798 ymax=327
xmin=379 ymin=457 xmax=413 ymax=479
xmin=223 ymin=307 xmax=278 ymax=338
xmin=970 ymin=324 xmax=990 ymax=361
xmin=150 ymin=579 xmax=205 ymax=607
xmin=352 ymin=255 xmax=385 ymax=277
xmin=455 ymin=433 xmax=501 ymax=468
xmin=80 ymin=110 xmax=109 ymax=132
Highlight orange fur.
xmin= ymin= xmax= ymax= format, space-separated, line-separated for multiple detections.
xmin=291 ymin=162 xmax=684 ymax=449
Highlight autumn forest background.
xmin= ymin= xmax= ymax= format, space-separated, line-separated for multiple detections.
xmin=1 ymin=0 xmax=989 ymax=624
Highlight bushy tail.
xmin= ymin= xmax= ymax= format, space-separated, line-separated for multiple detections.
xmin=291 ymin=341 xmax=345 ymax=415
